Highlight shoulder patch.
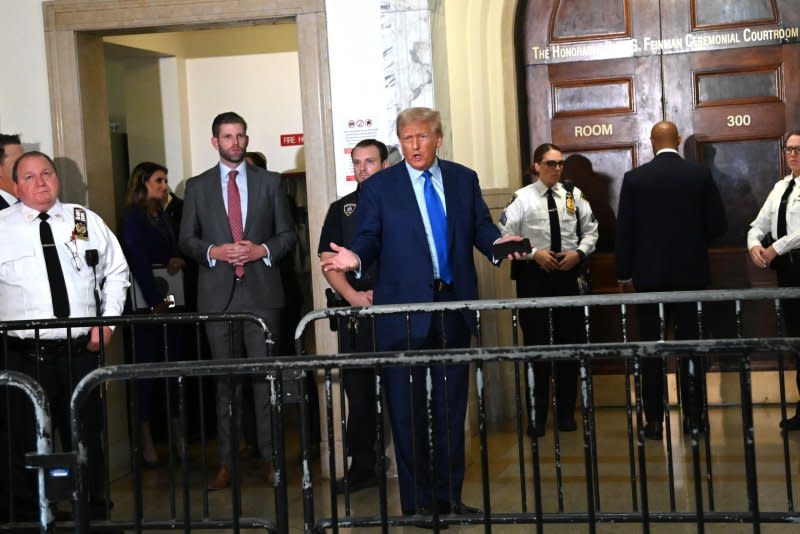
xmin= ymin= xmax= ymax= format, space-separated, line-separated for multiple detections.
xmin=499 ymin=212 xmax=507 ymax=226
xmin=343 ymin=202 xmax=357 ymax=217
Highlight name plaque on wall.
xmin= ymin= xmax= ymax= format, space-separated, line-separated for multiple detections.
xmin=529 ymin=25 xmax=799 ymax=64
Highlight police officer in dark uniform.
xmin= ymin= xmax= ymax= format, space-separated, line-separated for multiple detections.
xmin=318 ymin=139 xmax=388 ymax=492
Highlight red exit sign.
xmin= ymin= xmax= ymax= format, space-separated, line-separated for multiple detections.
xmin=280 ymin=133 xmax=304 ymax=146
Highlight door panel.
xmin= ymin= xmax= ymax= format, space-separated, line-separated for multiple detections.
xmin=692 ymin=0 xmax=777 ymax=29
xmin=551 ymin=0 xmax=629 ymax=41
xmin=695 ymin=67 xmax=780 ymax=105
xmin=662 ymin=46 xmax=790 ymax=292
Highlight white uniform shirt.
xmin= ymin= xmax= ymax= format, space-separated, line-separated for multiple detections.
xmin=498 ymin=180 xmax=599 ymax=258
xmin=0 ymin=201 xmax=130 ymax=339
xmin=747 ymin=174 xmax=800 ymax=256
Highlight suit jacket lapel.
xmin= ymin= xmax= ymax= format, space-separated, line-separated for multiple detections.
xmin=208 ymin=167 xmax=233 ymax=241
xmin=440 ymin=162 xmax=456 ymax=250
xmin=243 ymin=167 xmax=260 ymax=238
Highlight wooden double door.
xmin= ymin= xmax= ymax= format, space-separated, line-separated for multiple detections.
xmin=521 ymin=0 xmax=800 ymax=315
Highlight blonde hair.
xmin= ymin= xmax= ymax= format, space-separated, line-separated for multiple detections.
xmin=396 ymin=107 xmax=442 ymax=138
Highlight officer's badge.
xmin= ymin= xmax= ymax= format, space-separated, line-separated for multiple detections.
xmin=343 ymin=203 xmax=357 ymax=217
xmin=565 ymin=192 xmax=576 ymax=214
xmin=73 ymin=207 xmax=89 ymax=240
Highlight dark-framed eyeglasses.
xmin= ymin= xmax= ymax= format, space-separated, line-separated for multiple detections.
xmin=785 ymin=146 xmax=800 ymax=155
xmin=542 ymin=160 xmax=565 ymax=168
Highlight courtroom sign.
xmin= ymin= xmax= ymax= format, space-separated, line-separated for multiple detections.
xmin=529 ymin=25 xmax=799 ymax=64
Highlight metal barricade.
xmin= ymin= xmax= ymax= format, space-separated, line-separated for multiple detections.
xmin=0 ymin=312 xmax=303 ymax=534
xmin=294 ymin=287 xmax=800 ymax=533
xmin=3 ymin=289 xmax=800 ymax=533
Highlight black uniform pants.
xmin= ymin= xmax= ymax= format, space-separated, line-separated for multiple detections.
xmin=516 ymin=262 xmax=584 ymax=428
xmin=337 ymin=316 xmax=377 ymax=474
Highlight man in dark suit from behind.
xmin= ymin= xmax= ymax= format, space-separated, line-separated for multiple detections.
xmin=615 ymin=120 xmax=727 ymax=440
xmin=0 ymin=134 xmax=23 ymax=209
xmin=321 ymin=107 xmax=524 ymax=520
xmin=179 ymin=111 xmax=297 ymax=490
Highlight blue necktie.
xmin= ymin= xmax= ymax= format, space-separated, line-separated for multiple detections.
xmin=423 ymin=170 xmax=452 ymax=283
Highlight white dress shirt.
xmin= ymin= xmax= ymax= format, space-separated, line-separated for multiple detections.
xmin=498 ymin=179 xmax=599 ymax=258
xmin=747 ymin=173 xmax=800 ymax=255
xmin=0 ymin=201 xmax=130 ymax=339
xmin=0 ymin=189 xmax=16 ymax=207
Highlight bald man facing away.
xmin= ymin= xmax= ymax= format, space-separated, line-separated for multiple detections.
xmin=615 ymin=121 xmax=727 ymax=440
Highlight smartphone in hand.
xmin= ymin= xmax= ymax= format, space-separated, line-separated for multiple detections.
xmin=492 ymin=238 xmax=532 ymax=258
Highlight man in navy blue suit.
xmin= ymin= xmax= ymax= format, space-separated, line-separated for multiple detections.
xmin=321 ymin=107 xmax=522 ymax=519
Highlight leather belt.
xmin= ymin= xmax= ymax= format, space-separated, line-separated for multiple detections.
xmin=433 ymin=279 xmax=453 ymax=294
xmin=4 ymin=335 xmax=90 ymax=359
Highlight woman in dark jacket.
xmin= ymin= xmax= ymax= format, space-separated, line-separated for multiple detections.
xmin=122 ymin=162 xmax=184 ymax=466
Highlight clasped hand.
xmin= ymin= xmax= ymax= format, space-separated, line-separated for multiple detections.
xmin=533 ymin=249 xmax=581 ymax=272
xmin=212 ymin=240 xmax=265 ymax=266
xmin=749 ymin=245 xmax=776 ymax=269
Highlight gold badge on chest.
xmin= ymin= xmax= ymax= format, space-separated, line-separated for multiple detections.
xmin=565 ymin=191 xmax=576 ymax=214
xmin=73 ymin=207 xmax=89 ymax=240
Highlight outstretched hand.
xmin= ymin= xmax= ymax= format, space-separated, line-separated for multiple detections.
xmin=320 ymin=243 xmax=359 ymax=272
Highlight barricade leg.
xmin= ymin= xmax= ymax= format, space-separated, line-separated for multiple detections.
xmin=1 ymin=370 xmax=56 ymax=534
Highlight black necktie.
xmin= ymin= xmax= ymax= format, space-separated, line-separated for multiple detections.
xmin=777 ymin=180 xmax=795 ymax=239
xmin=546 ymin=188 xmax=561 ymax=253
xmin=39 ymin=212 xmax=70 ymax=318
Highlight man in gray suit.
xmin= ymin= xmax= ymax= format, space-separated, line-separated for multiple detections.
xmin=179 ymin=111 xmax=297 ymax=490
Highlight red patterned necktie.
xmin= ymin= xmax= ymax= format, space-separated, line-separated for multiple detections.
xmin=227 ymin=170 xmax=245 ymax=278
